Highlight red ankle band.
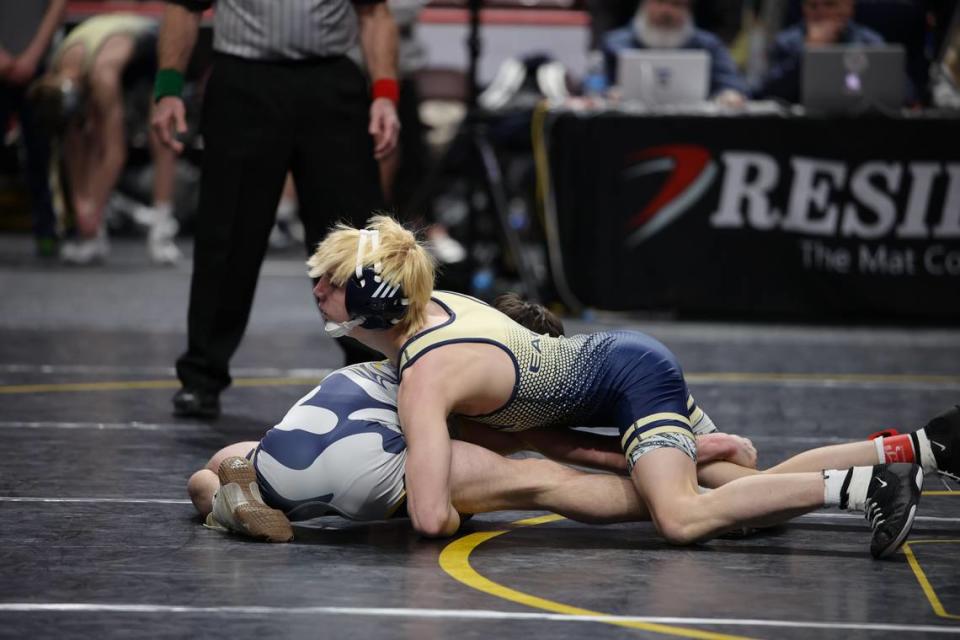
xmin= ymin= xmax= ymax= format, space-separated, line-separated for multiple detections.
xmin=882 ymin=433 xmax=916 ymax=463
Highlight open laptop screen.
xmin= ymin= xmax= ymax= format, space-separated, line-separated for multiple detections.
xmin=617 ymin=50 xmax=710 ymax=106
xmin=802 ymin=45 xmax=906 ymax=114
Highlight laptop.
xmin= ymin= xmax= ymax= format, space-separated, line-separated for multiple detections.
xmin=802 ymin=45 xmax=906 ymax=113
xmin=617 ymin=50 xmax=710 ymax=106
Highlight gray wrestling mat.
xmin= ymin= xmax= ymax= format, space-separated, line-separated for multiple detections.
xmin=1 ymin=234 xmax=958 ymax=640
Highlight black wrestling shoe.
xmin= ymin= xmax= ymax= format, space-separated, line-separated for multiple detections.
xmin=172 ymin=387 xmax=220 ymax=419
xmin=921 ymin=405 xmax=960 ymax=481
xmin=865 ymin=463 xmax=923 ymax=559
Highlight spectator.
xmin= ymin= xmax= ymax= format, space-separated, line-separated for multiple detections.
xmin=755 ymin=0 xmax=885 ymax=104
xmin=0 ymin=0 xmax=66 ymax=257
xmin=151 ymin=0 xmax=400 ymax=419
xmin=600 ymin=0 xmax=749 ymax=106
xmin=587 ymin=0 xmax=745 ymax=48
xmin=29 ymin=13 xmax=181 ymax=265
xmin=932 ymin=5 xmax=960 ymax=108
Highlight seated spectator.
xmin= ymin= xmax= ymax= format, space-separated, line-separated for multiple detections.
xmin=600 ymin=0 xmax=749 ymax=106
xmin=931 ymin=6 xmax=960 ymax=109
xmin=755 ymin=0 xmax=885 ymax=104
xmin=29 ymin=13 xmax=180 ymax=265
xmin=587 ymin=0 xmax=745 ymax=48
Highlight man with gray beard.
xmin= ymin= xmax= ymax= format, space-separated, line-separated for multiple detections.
xmin=600 ymin=0 xmax=748 ymax=106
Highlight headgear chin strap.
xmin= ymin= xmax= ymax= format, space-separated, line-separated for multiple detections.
xmin=324 ymin=229 xmax=409 ymax=337
xmin=323 ymin=316 xmax=365 ymax=338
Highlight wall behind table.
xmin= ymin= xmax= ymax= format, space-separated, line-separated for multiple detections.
xmin=66 ymin=2 xmax=592 ymax=85
xmin=420 ymin=8 xmax=590 ymax=84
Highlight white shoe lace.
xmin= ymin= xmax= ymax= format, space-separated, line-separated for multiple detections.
xmin=864 ymin=498 xmax=887 ymax=530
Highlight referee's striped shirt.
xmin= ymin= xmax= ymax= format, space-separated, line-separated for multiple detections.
xmin=167 ymin=0 xmax=383 ymax=60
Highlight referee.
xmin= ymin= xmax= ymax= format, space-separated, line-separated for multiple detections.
xmin=151 ymin=0 xmax=400 ymax=419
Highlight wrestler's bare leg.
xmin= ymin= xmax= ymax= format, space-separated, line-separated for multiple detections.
xmin=448 ymin=440 xmax=648 ymax=523
xmin=697 ymin=440 xmax=881 ymax=488
xmin=67 ymin=35 xmax=135 ymax=236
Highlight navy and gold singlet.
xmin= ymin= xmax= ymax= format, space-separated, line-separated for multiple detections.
xmin=398 ymin=292 xmax=710 ymax=466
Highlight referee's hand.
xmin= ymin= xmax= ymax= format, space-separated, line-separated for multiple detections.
xmin=369 ymin=98 xmax=400 ymax=160
xmin=152 ymin=96 xmax=188 ymax=154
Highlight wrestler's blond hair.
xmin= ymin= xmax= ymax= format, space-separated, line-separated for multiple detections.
xmin=307 ymin=215 xmax=436 ymax=337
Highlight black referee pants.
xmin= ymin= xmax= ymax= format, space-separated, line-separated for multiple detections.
xmin=176 ymin=53 xmax=384 ymax=394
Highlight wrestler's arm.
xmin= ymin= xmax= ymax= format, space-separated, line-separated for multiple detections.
xmin=456 ymin=420 xmax=755 ymax=475
xmin=456 ymin=421 xmax=628 ymax=473
xmin=397 ymin=356 xmax=462 ymax=538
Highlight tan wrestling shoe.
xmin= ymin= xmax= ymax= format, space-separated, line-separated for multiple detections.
xmin=210 ymin=456 xmax=293 ymax=542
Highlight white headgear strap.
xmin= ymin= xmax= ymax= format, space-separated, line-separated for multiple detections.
xmin=356 ymin=229 xmax=382 ymax=282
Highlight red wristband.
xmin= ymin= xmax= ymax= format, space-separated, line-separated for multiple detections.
xmin=372 ymin=78 xmax=399 ymax=104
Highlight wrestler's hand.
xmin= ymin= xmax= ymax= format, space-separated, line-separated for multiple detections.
xmin=696 ymin=432 xmax=758 ymax=469
xmin=369 ymin=97 xmax=400 ymax=160
xmin=152 ymin=96 xmax=188 ymax=154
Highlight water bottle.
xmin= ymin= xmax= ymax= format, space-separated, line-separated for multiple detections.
xmin=582 ymin=50 xmax=608 ymax=97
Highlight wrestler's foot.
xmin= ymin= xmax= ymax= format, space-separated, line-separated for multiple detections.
xmin=210 ymin=456 xmax=293 ymax=542
xmin=865 ymin=463 xmax=922 ymax=559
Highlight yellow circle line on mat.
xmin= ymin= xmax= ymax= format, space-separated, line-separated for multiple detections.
xmin=438 ymin=514 xmax=754 ymax=640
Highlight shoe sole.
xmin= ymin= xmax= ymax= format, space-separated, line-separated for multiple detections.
xmin=218 ymin=457 xmax=293 ymax=543
xmin=173 ymin=397 xmax=220 ymax=419
xmin=874 ymin=466 xmax=923 ymax=559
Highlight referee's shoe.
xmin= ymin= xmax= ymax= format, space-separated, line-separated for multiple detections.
xmin=172 ymin=387 xmax=220 ymax=419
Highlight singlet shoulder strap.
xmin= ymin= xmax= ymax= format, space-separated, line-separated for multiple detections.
xmin=397 ymin=291 xmax=513 ymax=379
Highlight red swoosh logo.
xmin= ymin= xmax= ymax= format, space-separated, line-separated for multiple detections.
xmin=626 ymin=145 xmax=712 ymax=229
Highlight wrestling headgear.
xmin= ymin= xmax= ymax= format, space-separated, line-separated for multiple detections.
xmin=323 ymin=228 xmax=409 ymax=337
